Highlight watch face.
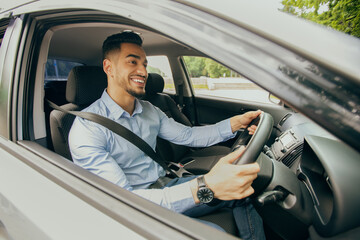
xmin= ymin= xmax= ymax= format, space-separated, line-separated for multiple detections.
xmin=197 ymin=187 xmax=214 ymax=204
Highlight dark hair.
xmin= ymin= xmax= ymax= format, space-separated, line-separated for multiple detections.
xmin=102 ymin=31 xmax=143 ymax=60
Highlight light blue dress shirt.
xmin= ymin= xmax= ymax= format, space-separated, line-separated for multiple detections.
xmin=69 ymin=90 xmax=236 ymax=213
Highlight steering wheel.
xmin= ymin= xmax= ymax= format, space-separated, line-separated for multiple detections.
xmin=231 ymin=112 xmax=274 ymax=165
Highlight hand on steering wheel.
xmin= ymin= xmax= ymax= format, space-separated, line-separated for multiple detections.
xmin=231 ymin=112 xmax=274 ymax=165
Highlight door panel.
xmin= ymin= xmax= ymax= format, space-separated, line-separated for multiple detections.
xmin=192 ymin=95 xmax=289 ymax=126
xmin=0 ymin=139 xmax=146 ymax=240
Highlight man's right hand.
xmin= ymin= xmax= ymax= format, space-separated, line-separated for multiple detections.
xmin=204 ymin=146 xmax=260 ymax=201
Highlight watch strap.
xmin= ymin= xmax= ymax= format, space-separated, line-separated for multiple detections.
xmin=197 ymin=175 xmax=207 ymax=188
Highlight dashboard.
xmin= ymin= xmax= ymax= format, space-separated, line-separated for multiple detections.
xmin=261 ymin=112 xmax=360 ymax=239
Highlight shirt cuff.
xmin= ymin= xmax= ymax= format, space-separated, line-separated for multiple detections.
xmin=216 ymin=118 xmax=236 ymax=140
xmin=165 ymin=182 xmax=196 ymax=213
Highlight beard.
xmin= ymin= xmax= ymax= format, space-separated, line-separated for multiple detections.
xmin=127 ymin=88 xmax=145 ymax=99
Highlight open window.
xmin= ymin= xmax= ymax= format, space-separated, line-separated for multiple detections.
xmin=183 ymin=56 xmax=274 ymax=105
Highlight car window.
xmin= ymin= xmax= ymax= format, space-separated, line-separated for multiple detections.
xmin=183 ymin=56 xmax=274 ymax=104
xmin=45 ymin=59 xmax=83 ymax=83
xmin=44 ymin=59 xmax=83 ymax=105
xmin=147 ymin=55 xmax=175 ymax=93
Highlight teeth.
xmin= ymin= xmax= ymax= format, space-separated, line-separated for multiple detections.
xmin=132 ymin=79 xmax=144 ymax=83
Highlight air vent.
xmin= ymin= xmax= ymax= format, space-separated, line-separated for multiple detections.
xmin=279 ymin=113 xmax=292 ymax=126
xmin=281 ymin=143 xmax=303 ymax=167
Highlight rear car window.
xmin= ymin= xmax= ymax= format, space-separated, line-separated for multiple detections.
xmin=147 ymin=55 xmax=175 ymax=93
xmin=45 ymin=59 xmax=83 ymax=83
xmin=44 ymin=59 xmax=83 ymax=105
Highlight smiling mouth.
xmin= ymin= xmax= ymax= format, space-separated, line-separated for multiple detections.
xmin=130 ymin=75 xmax=146 ymax=85
xmin=132 ymin=78 xmax=145 ymax=84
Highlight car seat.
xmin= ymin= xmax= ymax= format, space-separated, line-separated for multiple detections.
xmin=49 ymin=66 xmax=107 ymax=160
xmin=144 ymin=73 xmax=231 ymax=174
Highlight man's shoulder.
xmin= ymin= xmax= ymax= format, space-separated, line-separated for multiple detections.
xmin=138 ymin=99 xmax=152 ymax=108
xmin=138 ymin=99 xmax=160 ymax=111
xmin=82 ymin=98 xmax=108 ymax=116
xmin=70 ymin=98 xmax=107 ymax=134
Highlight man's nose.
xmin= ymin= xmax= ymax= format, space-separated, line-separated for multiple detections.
xmin=136 ymin=64 xmax=147 ymax=76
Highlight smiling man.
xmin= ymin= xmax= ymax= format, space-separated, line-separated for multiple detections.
xmin=69 ymin=31 xmax=265 ymax=239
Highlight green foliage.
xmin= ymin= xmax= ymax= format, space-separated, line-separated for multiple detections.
xmin=183 ymin=56 xmax=206 ymax=77
xmin=183 ymin=56 xmax=235 ymax=78
xmin=147 ymin=65 xmax=164 ymax=76
xmin=204 ymin=58 xmax=230 ymax=78
xmin=281 ymin=0 xmax=360 ymax=38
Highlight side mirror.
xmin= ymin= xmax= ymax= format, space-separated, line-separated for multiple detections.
xmin=268 ymin=93 xmax=283 ymax=105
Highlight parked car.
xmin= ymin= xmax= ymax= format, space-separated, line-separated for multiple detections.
xmin=0 ymin=0 xmax=359 ymax=239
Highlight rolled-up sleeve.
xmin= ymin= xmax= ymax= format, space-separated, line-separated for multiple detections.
xmin=157 ymin=107 xmax=236 ymax=147
xmin=133 ymin=182 xmax=195 ymax=213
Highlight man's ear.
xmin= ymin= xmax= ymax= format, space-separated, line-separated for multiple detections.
xmin=103 ymin=59 xmax=113 ymax=77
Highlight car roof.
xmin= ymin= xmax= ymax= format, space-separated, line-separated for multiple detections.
xmin=181 ymin=0 xmax=360 ymax=84
xmin=1 ymin=0 xmax=359 ymax=84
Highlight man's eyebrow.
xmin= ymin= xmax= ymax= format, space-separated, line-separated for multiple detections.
xmin=126 ymin=54 xmax=141 ymax=59
xmin=126 ymin=54 xmax=147 ymax=63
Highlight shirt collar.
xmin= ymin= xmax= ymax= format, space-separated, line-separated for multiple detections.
xmin=101 ymin=90 xmax=143 ymax=119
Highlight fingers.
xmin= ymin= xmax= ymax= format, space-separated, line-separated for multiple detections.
xmin=244 ymin=109 xmax=261 ymax=120
xmin=240 ymin=186 xmax=255 ymax=199
xmin=216 ymin=177 xmax=257 ymax=200
xmin=234 ymin=162 xmax=260 ymax=175
xmin=247 ymin=125 xmax=257 ymax=135
xmin=219 ymin=145 xmax=246 ymax=164
xmin=234 ymin=172 xmax=258 ymax=186
xmin=252 ymin=109 xmax=262 ymax=118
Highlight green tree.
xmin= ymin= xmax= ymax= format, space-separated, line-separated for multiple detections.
xmin=204 ymin=58 xmax=230 ymax=78
xmin=147 ymin=65 xmax=164 ymax=76
xmin=183 ymin=56 xmax=241 ymax=78
xmin=281 ymin=0 xmax=360 ymax=38
xmin=183 ymin=56 xmax=206 ymax=77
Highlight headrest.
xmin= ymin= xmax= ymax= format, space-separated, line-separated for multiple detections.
xmin=66 ymin=66 xmax=107 ymax=105
xmin=145 ymin=73 xmax=165 ymax=95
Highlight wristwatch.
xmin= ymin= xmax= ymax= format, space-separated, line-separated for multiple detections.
xmin=196 ymin=175 xmax=214 ymax=204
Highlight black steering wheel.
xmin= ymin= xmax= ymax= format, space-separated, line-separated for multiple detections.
xmin=231 ymin=112 xmax=273 ymax=165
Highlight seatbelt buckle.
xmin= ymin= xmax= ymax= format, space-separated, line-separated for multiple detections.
xmin=167 ymin=162 xmax=193 ymax=178
xmin=177 ymin=104 xmax=184 ymax=112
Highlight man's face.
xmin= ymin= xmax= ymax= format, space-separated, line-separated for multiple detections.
xmin=105 ymin=42 xmax=148 ymax=98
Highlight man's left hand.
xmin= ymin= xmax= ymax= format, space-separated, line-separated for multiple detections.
xmin=230 ymin=110 xmax=262 ymax=134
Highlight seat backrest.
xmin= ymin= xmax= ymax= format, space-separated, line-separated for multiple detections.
xmin=49 ymin=66 xmax=107 ymax=160
xmin=145 ymin=73 xmax=192 ymax=126
xmin=144 ymin=73 xmax=192 ymax=162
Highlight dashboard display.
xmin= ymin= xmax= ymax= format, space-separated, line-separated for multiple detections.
xmin=280 ymin=133 xmax=294 ymax=147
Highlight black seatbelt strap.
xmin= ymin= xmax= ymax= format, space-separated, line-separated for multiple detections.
xmin=46 ymin=99 xmax=191 ymax=178
xmin=177 ymin=83 xmax=184 ymax=112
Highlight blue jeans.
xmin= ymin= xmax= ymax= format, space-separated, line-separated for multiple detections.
xmin=164 ymin=176 xmax=266 ymax=240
